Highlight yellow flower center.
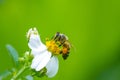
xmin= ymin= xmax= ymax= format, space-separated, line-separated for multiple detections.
xmin=46 ymin=40 xmax=62 ymax=55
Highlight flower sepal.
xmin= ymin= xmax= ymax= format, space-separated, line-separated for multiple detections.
xmin=31 ymin=67 xmax=47 ymax=78
xmin=18 ymin=51 xmax=33 ymax=65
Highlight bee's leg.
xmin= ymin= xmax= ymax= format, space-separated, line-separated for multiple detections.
xmin=59 ymin=41 xmax=65 ymax=47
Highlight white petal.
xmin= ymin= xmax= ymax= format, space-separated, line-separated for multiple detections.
xmin=31 ymin=48 xmax=46 ymax=57
xmin=46 ymin=56 xmax=59 ymax=78
xmin=27 ymin=28 xmax=32 ymax=39
xmin=28 ymin=34 xmax=46 ymax=53
xmin=31 ymin=51 xmax=52 ymax=71
xmin=31 ymin=52 xmax=45 ymax=69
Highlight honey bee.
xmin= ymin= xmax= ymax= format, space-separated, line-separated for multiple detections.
xmin=53 ymin=32 xmax=71 ymax=60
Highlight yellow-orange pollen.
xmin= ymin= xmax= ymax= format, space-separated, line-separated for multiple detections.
xmin=46 ymin=40 xmax=61 ymax=55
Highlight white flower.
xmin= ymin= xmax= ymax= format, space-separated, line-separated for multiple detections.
xmin=27 ymin=28 xmax=59 ymax=78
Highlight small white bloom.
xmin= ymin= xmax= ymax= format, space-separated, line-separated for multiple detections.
xmin=27 ymin=28 xmax=59 ymax=78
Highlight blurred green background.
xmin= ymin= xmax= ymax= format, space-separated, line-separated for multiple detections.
xmin=0 ymin=0 xmax=120 ymax=80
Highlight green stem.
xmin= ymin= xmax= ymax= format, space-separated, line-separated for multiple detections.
xmin=11 ymin=66 xmax=28 ymax=80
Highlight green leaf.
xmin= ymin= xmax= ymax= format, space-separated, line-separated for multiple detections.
xmin=0 ymin=70 xmax=12 ymax=79
xmin=6 ymin=44 xmax=19 ymax=67
xmin=25 ymin=75 xmax=33 ymax=80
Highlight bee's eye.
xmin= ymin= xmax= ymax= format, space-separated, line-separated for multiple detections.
xmin=61 ymin=35 xmax=66 ymax=40
xmin=54 ymin=32 xmax=60 ymax=40
xmin=56 ymin=32 xmax=60 ymax=36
